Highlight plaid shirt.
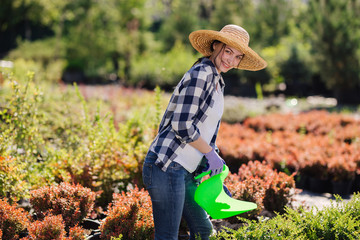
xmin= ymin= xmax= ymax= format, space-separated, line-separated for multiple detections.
xmin=148 ymin=58 xmax=225 ymax=172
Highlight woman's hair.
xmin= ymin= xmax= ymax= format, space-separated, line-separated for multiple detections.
xmin=192 ymin=40 xmax=221 ymax=67
xmin=192 ymin=40 xmax=244 ymax=68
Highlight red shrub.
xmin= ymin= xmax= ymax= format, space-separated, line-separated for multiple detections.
xmin=238 ymin=160 xmax=275 ymax=180
xmin=0 ymin=198 xmax=29 ymax=240
xmin=30 ymin=182 xmax=96 ymax=228
xmin=328 ymin=155 xmax=357 ymax=182
xmin=225 ymin=161 xmax=297 ymax=217
xmin=27 ymin=214 xmax=66 ymax=240
xmin=100 ymin=186 xmax=154 ymax=240
xmin=218 ymin=117 xmax=360 ymax=186
xmin=68 ymin=225 xmax=87 ymax=240
xmin=262 ymin=171 xmax=297 ymax=213
xmin=242 ymin=110 xmax=357 ymax=136
xmin=224 ymin=174 xmax=265 ymax=220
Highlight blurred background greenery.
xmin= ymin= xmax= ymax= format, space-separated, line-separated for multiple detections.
xmin=1 ymin=0 xmax=360 ymax=104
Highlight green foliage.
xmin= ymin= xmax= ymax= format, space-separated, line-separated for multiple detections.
xmin=0 ymin=72 xmax=161 ymax=205
xmin=131 ymin=41 xmax=195 ymax=88
xmin=213 ymin=193 xmax=360 ymax=239
xmin=0 ymin=72 xmax=52 ymax=196
xmin=0 ymin=156 xmax=27 ymax=202
xmin=156 ymin=0 xmax=200 ymax=51
xmin=260 ymin=25 xmax=313 ymax=92
xmin=306 ymin=0 xmax=360 ymax=101
xmin=3 ymin=0 xmax=360 ymax=102
xmin=7 ymin=38 xmax=66 ymax=83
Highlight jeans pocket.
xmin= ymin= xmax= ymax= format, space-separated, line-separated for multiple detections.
xmin=142 ymin=163 xmax=152 ymax=187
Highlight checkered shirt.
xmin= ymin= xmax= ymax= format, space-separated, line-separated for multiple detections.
xmin=148 ymin=58 xmax=225 ymax=172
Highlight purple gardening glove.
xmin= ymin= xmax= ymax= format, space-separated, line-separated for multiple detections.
xmin=204 ymin=148 xmax=225 ymax=177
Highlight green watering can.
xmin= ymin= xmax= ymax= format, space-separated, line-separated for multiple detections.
xmin=194 ymin=165 xmax=257 ymax=219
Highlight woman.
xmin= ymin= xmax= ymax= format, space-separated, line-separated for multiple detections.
xmin=142 ymin=24 xmax=267 ymax=240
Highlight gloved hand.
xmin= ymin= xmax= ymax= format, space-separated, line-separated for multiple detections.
xmin=204 ymin=148 xmax=225 ymax=177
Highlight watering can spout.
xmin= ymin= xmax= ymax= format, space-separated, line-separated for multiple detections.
xmin=194 ymin=165 xmax=257 ymax=219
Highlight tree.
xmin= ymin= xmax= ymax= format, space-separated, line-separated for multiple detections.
xmin=157 ymin=0 xmax=200 ymax=51
xmin=306 ymin=0 xmax=360 ymax=103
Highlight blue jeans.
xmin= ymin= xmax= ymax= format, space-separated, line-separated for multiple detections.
xmin=142 ymin=151 xmax=213 ymax=240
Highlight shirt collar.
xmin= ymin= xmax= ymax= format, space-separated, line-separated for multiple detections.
xmin=201 ymin=58 xmax=225 ymax=89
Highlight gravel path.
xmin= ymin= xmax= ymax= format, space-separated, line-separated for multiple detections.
xmin=292 ymin=189 xmax=353 ymax=210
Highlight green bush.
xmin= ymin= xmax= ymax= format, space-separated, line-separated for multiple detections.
xmin=7 ymin=38 xmax=66 ymax=84
xmin=213 ymin=193 xmax=360 ymax=239
xmin=0 ymin=72 xmax=162 ymax=206
xmin=130 ymin=41 xmax=196 ymax=89
xmin=0 ymin=156 xmax=27 ymax=202
xmin=0 ymin=73 xmax=51 ymax=196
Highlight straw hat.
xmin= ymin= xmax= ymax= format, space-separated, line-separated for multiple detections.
xmin=189 ymin=24 xmax=267 ymax=71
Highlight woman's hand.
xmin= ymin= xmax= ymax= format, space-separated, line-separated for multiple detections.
xmin=204 ymin=148 xmax=225 ymax=176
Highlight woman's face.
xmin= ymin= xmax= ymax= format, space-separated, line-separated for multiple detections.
xmin=210 ymin=42 xmax=244 ymax=73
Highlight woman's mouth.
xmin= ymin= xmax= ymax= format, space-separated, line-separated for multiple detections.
xmin=222 ymin=62 xmax=230 ymax=69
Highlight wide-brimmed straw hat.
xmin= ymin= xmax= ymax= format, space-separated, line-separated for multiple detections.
xmin=189 ymin=24 xmax=267 ymax=71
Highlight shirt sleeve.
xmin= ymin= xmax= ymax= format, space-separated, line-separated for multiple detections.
xmin=171 ymin=67 xmax=210 ymax=143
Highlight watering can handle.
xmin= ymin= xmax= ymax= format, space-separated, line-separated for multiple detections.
xmin=194 ymin=170 xmax=212 ymax=180
xmin=194 ymin=164 xmax=227 ymax=180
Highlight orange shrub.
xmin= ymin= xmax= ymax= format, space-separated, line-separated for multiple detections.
xmin=30 ymin=182 xmax=96 ymax=228
xmin=242 ymin=110 xmax=357 ymax=136
xmin=224 ymin=161 xmax=297 ymax=218
xmin=100 ymin=186 xmax=154 ymax=240
xmin=224 ymin=174 xmax=265 ymax=220
xmin=68 ymin=225 xmax=87 ymax=240
xmin=218 ymin=114 xmax=360 ymax=186
xmin=0 ymin=198 xmax=29 ymax=240
xmin=27 ymin=214 xmax=66 ymax=240
xmin=262 ymin=171 xmax=297 ymax=213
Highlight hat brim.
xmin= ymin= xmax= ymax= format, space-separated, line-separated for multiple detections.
xmin=189 ymin=30 xmax=267 ymax=71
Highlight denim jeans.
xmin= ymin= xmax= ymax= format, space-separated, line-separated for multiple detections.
xmin=142 ymin=151 xmax=213 ymax=240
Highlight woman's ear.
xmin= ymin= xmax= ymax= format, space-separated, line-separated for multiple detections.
xmin=211 ymin=40 xmax=222 ymax=52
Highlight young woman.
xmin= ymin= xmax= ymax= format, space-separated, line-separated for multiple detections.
xmin=142 ymin=24 xmax=267 ymax=240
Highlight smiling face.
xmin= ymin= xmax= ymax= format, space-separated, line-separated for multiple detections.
xmin=210 ymin=42 xmax=244 ymax=73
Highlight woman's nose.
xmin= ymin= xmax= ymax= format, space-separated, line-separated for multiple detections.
xmin=227 ymin=55 xmax=234 ymax=64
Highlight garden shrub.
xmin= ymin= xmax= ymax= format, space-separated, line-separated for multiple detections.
xmin=224 ymin=161 xmax=297 ymax=219
xmin=218 ymin=116 xmax=360 ymax=192
xmin=0 ymin=74 xmax=57 ymax=193
xmin=0 ymin=198 xmax=30 ymax=240
xmin=214 ymin=193 xmax=360 ymax=239
xmin=224 ymin=174 xmax=265 ymax=220
xmin=100 ymin=186 xmax=154 ymax=240
xmin=46 ymin=84 xmax=161 ymax=207
xmin=30 ymin=182 xmax=96 ymax=228
xmin=0 ymin=156 xmax=27 ymax=202
xmin=130 ymin=41 xmax=195 ymax=89
xmin=262 ymin=171 xmax=297 ymax=213
xmin=27 ymin=214 xmax=66 ymax=240
xmin=1 ymin=73 xmax=162 ymax=207
xmin=68 ymin=225 xmax=87 ymax=240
